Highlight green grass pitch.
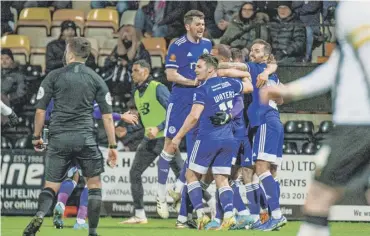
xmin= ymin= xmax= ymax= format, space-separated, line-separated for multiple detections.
xmin=2 ymin=217 xmax=370 ymax=236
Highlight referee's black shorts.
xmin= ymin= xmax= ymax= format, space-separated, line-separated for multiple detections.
xmin=315 ymin=125 xmax=370 ymax=187
xmin=44 ymin=132 xmax=105 ymax=182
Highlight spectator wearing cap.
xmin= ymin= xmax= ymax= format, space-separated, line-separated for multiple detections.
xmin=45 ymin=20 xmax=96 ymax=74
xmin=268 ymin=1 xmax=306 ymax=63
xmin=220 ymin=2 xmax=269 ymax=51
xmin=1 ymin=49 xmax=27 ymax=109
xmin=292 ymin=1 xmax=322 ymax=62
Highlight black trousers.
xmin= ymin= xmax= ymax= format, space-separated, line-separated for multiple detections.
xmin=130 ymin=137 xmax=183 ymax=210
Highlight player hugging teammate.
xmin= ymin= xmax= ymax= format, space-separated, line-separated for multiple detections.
xmin=157 ymin=9 xmax=287 ymax=230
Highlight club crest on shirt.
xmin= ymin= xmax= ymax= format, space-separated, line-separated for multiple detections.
xmin=169 ymin=126 xmax=176 ymax=134
xmin=36 ymin=87 xmax=45 ymax=100
xmin=169 ymin=54 xmax=176 ymax=62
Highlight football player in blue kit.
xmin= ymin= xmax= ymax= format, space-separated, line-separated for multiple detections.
xmin=244 ymin=39 xmax=286 ymax=231
xmin=209 ymin=45 xmax=280 ymax=230
xmin=170 ymin=54 xmax=253 ymax=230
xmin=204 ymin=45 xmax=253 ymax=230
xmin=156 ymin=10 xmax=213 ymax=219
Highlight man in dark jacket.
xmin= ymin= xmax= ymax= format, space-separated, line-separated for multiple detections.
xmin=292 ymin=1 xmax=322 ymax=62
xmin=156 ymin=1 xmax=190 ymax=39
xmin=1 ymin=49 xmax=27 ymax=108
xmin=268 ymin=1 xmax=306 ymax=63
xmin=45 ymin=20 xmax=96 ymax=74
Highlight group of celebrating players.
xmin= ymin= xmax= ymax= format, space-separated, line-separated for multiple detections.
xmin=145 ymin=9 xmax=287 ymax=231
xmin=22 ymin=2 xmax=370 ymax=236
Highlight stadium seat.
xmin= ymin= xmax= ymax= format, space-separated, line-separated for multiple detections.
xmin=16 ymin=8 xmax=51 ymax=47
xmin=314 ymin=120 xmax=334 ymax=140
xmin=0 ymin=35 xmax=31 ymax=64
xmin=325 ymin=42 xmax=336 ymax=57
xmin=51 ymin=9 xmax=85 ymax=37
xmin=301 ymin=142 xmax=318 ymax=155
xmin=72 ymin=0 xmax=91 ymax=16
xmin=120 ymin=10 xmax=137 ymax=26
xmin=30 ymin=36 xmax=57 ymax=72
xmin=142 ymin=37 xmax=167 ymax=62
xmin=317 ymin=56 xmax=329 ymax=63
xmin=14 ymin=136 xmax=33 ymax=149
xmin=84 ymin=9 xmax=119 ymax=38
xmin=1 ymin=136 xmax=12 ymax=149
xmin=283 ymin=142 xmax=298 ymax=155
xmin=151 ymin=56 xmax=163 ymax=69
xmin=284 ymin=120 xmax=315 ymax=141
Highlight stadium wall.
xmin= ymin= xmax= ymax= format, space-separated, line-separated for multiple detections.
xmin=1 ymin=149 xmax=369 ymax=221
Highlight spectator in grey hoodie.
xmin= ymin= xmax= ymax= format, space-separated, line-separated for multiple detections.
xmin=214 ymin=1 xmax=244 ymax=37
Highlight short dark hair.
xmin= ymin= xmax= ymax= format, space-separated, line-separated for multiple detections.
xmin=213 ymin=44 xmax=231 ymax=60
xmin=198 ymin=53 xmax=219 ymax=69
xmin=251 ymin=39 xmax=272 ymax=55
xmin=133 ymin=59 xmax=151 ymax=73
xmin=231 ymin=48 xmax=244 ymax=61
xmin=184 ymin=10 xmax=205 ymax=25
xmin=66 ymin=37 xmax=91 ymax=59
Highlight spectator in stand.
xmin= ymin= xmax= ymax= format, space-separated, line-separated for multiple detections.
xmin=268 ymin=1 xmax=306 ymax=63
xmin=45 ymin=21 xmax=96 ymax=74
xmin=220 ymin=2 xmax=269 ymax=51
xmin=155 ymin=1 xmax=190 ymax=39
xmin=104 ymin=25 xmax=151 ymax=104
xmin=323 ymin=0 xmax=338 ymax=25
xmin=134 ymin=0 xmax=168 ymax=37
xmin=91 ymin=1 xmax=138 ymax=15
xmin=189 ymin=1 xmax=221 ymax=39
xmin=1 ymin=49 xmax=27 ymax=109
xmin=214 ymin=1 xmax=244 ymax=37
xmin=255 ymin=1 xmax=278 ymax=20
xmin=292 ymin=1 xmax=322 ymax=63
xmin=24 ymin=0 xmax=71 ymax=10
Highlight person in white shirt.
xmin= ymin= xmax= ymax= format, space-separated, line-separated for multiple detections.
xmin=260 ymin=2 xmax=370 ymax=236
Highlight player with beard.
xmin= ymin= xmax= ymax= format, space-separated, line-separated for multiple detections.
xmin=155 ymin=10 xmax=213 ymax=222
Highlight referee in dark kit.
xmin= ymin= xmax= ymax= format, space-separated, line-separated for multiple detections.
xmin=23 ymin=37 xmax=117 ymax=236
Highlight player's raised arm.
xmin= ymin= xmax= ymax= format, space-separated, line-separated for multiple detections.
xmin=218 ymin=62 xmax=248 ymax=71
xmin=165 ymin=43 xmax=198 ymax=87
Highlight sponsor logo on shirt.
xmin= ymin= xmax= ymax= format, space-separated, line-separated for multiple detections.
xmin=169 ymin=54 xmax=176 ymax=62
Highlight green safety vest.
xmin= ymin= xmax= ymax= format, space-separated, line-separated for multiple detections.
xmin=134 ymin=81 xmax=166 ymax=138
